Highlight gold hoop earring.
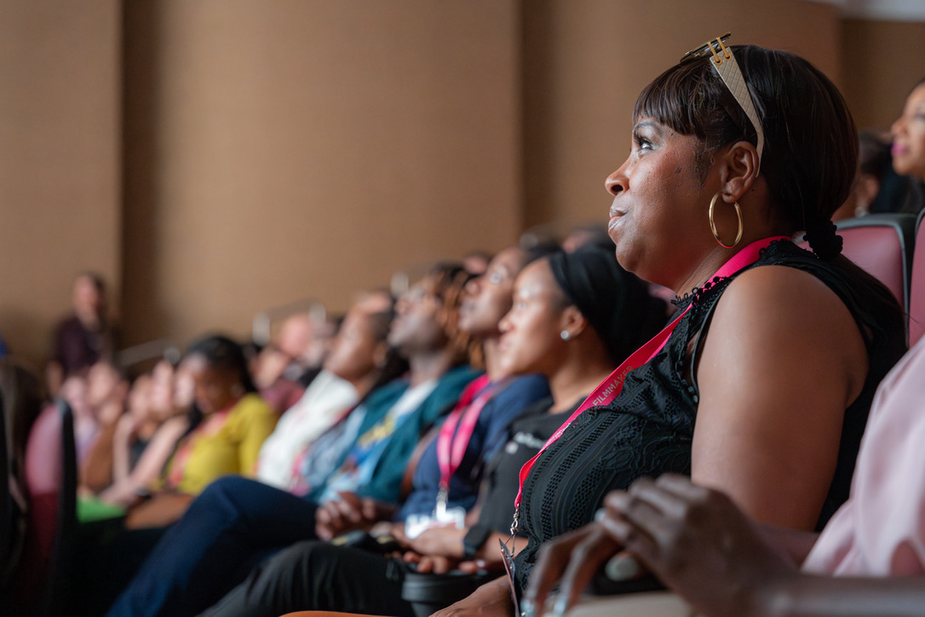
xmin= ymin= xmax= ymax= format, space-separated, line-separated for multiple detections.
xmin=709 ymin=192 xmax=744 ymax=249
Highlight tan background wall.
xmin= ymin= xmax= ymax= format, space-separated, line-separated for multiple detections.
xmin=1 ymin=0 xmax=923 ymax=365
xmin=841 ymin=19 xmax=925 ymax=131
xmin=521 ymin=0 xmax=843 ymax=230
xmin=121 ymin=0 xmax=522 ymax=350
xmin=0 ymin=1 xmax=120 ymax=366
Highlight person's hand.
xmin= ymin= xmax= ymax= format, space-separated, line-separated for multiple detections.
xmin=524 ymin=522 xmax=622 ymax=617
xmin=526 ymin=474 xmax=800 ymax=617
xmin=430 ymin=576 xmax=513 ymax=617
xmin=401 ymin=550 xmax=461 ymax=574
xmin=315 ymin=491 xmax=364 ymax=539
xmin=598 ymin=474 xmax=799 ymax=617
xmin=394 ymin=525 xmax=465 ymax=558
xmin=315 ymin=492 xmax=395 ymax=539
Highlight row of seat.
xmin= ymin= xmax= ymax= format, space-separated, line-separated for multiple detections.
xmin=810 ymin=212 xmax=925 ymax=346
xmin=2 ymin=399 xmax=75 ymax=616
xmin=4 ymin=214 xmax=922 ymax=616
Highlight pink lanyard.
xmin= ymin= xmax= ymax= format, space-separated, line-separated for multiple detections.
xmin=436 ymin=374 xmax=495 ymax=494
xmin=510 ymin=236 xmax=789 ymax=531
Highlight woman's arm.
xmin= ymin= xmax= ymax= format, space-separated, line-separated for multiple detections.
xmin=111 ymin=413 xmax=137 ymax=484
xmin=99 ymin=416 xmax=188 ymax=507
xmin=692 ymin=265 xmax=868 ymax=528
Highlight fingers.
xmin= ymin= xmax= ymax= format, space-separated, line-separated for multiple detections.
xmin=361 ymin=498 xmax=382 ymax=521
xmin=555 ymin=527 xmax=621 ymax=616
xmin=523 ymin=526 xmax=596 ymax=617
xmin=392 ymin=525 xmax=411 ymax=547
xmin=334 ymin=492 xmax=363 ymax=523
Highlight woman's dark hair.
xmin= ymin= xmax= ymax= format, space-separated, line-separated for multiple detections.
xmin=185 ymin=335 xmax=257 ymax=394
xmin=635 ymin=45 xmax=857 ymax=259
xmin=547 ymin=246 xmax=668 ymax=365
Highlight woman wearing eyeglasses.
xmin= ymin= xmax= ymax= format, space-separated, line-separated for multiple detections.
xmin=437 ymin=40 xmax=908 ymax=617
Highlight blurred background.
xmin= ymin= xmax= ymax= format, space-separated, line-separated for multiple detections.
xmin=1 ymin=0 xmax=924 ymax=365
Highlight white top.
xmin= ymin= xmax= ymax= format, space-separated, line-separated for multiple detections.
xmin=255 ymin=370 xmax=357 ymax=488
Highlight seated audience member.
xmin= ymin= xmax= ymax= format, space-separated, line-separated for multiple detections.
xmin=254 ymin=294 xmax=393 ymax=489
xmin=253 ymin=312 xmax=326 ymax=413
xmin=312 ymin=246 xmax=555 ymax=541
xmin=892 ymin=76 xmax=925 ymax=214
xmin=46 ymin=272 xmax=117 ymax=397
xmin=529 ymin=338 xmax=925 ymax=617
xmin=435 ymin=40 xmax=906 ymax=617
xmin=462 ymin=250 xmax=492 ymax=275
xmin=521 ymin=71 xmax=925 ymax=617
xmin=104 ymin=264 xmax=480 ymax=617
xmin=832 ymin=130 xmax=891 ymax=221
xmin=59 ymin=374 xmax=100 ymax=465
xmin=197 ymin=245 xmax=667 ymax=617
xmin=124 ymin=336 xmax=277 ymax=528
xmin=80 ymin=360 xmax=131 ymax=494
xmin=561 ymin=223 xmax=614 ymax=253
xmin=0 ymin=359 xmax=45 ymax=592
xmin=98 ymin=360 xmax=197 ymax=508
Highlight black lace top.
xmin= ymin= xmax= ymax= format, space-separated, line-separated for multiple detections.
xmin=512 ymin=240 xmax=907 ymax=593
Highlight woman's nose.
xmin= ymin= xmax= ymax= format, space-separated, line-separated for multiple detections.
xmin=605 ymin=164 xmax=629 ymax=196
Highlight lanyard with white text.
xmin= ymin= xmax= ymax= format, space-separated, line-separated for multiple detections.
xmin=435 ymin=375 xmax=496 ymax=514
xmin=509 ymin=236 xmax=790 ymax=533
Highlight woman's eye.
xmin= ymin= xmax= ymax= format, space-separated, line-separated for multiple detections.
xmin=488 ymin=272 xmax=503 ymax=284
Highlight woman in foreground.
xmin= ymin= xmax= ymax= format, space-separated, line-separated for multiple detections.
xmin=527 ymin=73 xmax=925 ymax=617
xmin=437 ymin=38 xmax=907 ymax=617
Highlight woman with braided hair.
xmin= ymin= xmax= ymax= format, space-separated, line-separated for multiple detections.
xmin=438 ymin=38 xmax=908 ymax=617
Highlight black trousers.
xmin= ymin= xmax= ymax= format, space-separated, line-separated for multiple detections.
xmin=199 ymin=541 xmax=416 ymax=617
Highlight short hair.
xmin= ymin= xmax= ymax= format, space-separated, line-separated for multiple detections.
xmin=635 ymin=45 xmax=857 ymax=258
xmin=185 ymin=335 xmax=257 ymax=394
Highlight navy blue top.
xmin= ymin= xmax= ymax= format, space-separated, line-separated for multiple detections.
xmin=396 ymin=373 xmax=550 ymax=521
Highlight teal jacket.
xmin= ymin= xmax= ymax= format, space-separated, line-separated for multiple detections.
xmin=354 ymin=365 xmax=482 ymax=504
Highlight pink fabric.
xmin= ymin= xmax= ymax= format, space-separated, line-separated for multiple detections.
xmin=802 ymin=339 xmax=925 ymax=576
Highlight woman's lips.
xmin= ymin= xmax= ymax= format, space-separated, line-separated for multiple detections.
xmin=608 ymin=203 xmax=626 ymax=231
xmin=892 ymin=143 xmax=909 ymax=157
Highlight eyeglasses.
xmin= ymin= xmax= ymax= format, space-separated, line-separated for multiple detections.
xmin=682 ymin=33 xmax=765 ymax=167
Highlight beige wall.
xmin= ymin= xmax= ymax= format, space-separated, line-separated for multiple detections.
xmin=121 ymin=1 xmax=522 ymax=349
xmin=521 ymin=0 xmax=842 ymax=230
xmin=0 ymin=1 xmax=120 ymax=365
xmin=2 ymin=0 xmax=923 ymax=364
xmin=841 ymin=19 xmax=925 ymax=131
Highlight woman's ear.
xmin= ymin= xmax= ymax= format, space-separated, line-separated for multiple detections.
xmin=373 ymin=342 xmax=390 ymax=369
xmin=718 ymin=140 xmax=760 ymax=203
xmin=558 ymin=305 xmax=588 ymax=340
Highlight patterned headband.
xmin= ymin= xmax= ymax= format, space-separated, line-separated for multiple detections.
xmin=682 ymin=33 xmax=765 ymax=167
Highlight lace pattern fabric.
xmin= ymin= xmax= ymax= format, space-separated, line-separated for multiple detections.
xmin=512 ymin=240 xmax=907 ymax=593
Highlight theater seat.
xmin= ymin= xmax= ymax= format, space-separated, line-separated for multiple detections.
xmin=909 ymin=210 xmax=925 ymax=346
xmin=833 ymin=214 xmax=917 ymax=318
xmin=16 ymin=400 xmax=76 ymax=617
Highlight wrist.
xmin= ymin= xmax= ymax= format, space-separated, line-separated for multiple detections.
xmin=462 ymin=523 xmax=492 ymax=560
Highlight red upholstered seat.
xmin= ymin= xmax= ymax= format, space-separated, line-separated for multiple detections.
xmin=798 ymin=214 xmax=916 ymax=340
xmin=909 ymin=211 xmax=925 ymax=346
xmin=15 ymin=400 xmax=76 ymax=616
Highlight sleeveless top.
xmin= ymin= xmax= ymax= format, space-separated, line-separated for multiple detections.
xmin=512 ymin=240 xmax=907 ymax=592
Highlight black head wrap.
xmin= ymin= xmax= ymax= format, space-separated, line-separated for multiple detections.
xmin=547 ymin=245 xmax=668 ymax=365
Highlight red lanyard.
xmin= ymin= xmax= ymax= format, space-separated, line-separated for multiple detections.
xmin=436 ymin=374 xmax=495 ymax=493
xmin=510 ymin=237 xmax=789 ymax=530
